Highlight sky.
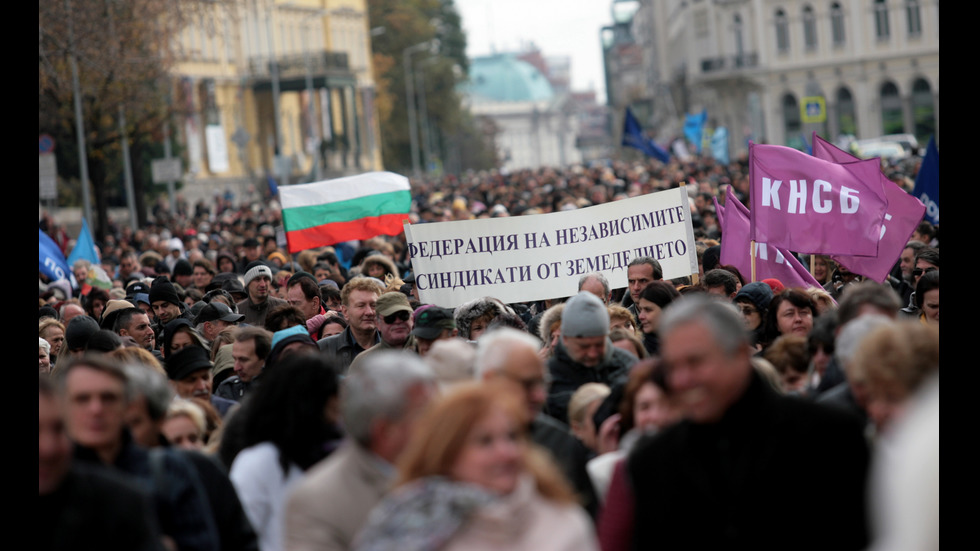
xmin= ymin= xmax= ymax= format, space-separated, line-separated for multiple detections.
xmin=454 ymin=0 xmax=613 ymax=102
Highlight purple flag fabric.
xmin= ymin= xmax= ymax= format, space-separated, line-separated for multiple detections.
xmin=749 ymin=142 xmax=888 ymax=256
xmin=811 ymin=134 xmax=926 ymax=282
xmin=720 ymin=187 xmax=823 ymax=289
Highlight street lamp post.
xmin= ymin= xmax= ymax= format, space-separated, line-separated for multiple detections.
xmin=403 ymin=40 xmax=435 ymax=179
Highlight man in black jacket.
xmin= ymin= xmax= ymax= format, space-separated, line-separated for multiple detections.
xmin=628 ymin=297 xmax=870 ymax=550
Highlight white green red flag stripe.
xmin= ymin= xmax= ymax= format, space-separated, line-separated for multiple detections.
xmin=280 ymin=171 xmax=412 ymax=253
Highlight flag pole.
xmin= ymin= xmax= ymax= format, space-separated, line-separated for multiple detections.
xmin=750 ymin=240 xmax=757 ymax=283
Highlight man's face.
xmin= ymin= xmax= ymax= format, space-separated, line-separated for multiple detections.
xmin=378 ymin=309 xmax=413 ymax=347
xmin=562 ymin=335 xmax=607 ymax=368
xmin=192 ymin=267 xmax=213 ymax=289
xmin=203 ymin=319 xmax=231 ymax=342
xmin=343 ymin=290 xmax=379 ymax=333
xmin=39 ymin=392 xmax=72 ymax=495
xmin=416 ymin=328 xmax=456 ymax=357
xmin=151 ymin=300 xmax=180 ymax=325
xmin=627 ymin=264 xmax=655 ymax=302
xmin=662 ymin=321 xmax=751 ymax=423
xmin=122 ymin=313 xmax=155 ymax=350
xmin=244 ymin=245 xmax=261 ymax=262
xmin=499 ymin=346 xmax=549 ymax=418
xmin=63 ymin=367 xmax=127 ymax=452
xmin=247 ymin=276 xmax=271 ymax=303
xmin=62 ymin=304 xmax=85 ymax=324
xmin=119 ymin=256 xmax=139 ymax=278
xmin=580 ymin=278 xmax=608 ymax=304
xmin=287 ymin=285 xmax=320 ymax=320
xmin=232 ymin=339 xmax=264 ymax=383
xmin=899 ymin=247 xmax=916 ymax=280
xmin=173 ymin=369 xmax=213 ymax=399
xmin=914 ymin=258 xmax=937 ymax=285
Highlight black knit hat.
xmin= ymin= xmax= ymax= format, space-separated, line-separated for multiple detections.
xmin=149 ymin=276 xmax=181 ymax=307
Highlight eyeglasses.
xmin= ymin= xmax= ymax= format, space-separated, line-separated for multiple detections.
xmin=912 ymin=267 xmax=937 ymax=278
xmin=383 ymin=311 xmax=411 ymax=324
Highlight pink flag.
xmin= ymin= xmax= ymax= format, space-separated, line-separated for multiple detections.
xmin=811 ymin=134 xmax=926 ymax=282
xmin=720 ymin=187 xmax=823 ymax=289
xmin=749 ymin=142 xmax=888 ymax=256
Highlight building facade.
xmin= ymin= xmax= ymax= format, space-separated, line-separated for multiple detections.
xmin=627 ymin=0 xmax=938 ymax=154
xmin=171 ymin=0 xmax=382 ymax=203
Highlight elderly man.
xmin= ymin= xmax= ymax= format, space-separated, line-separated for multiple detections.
xmin=348 ymin=292 xmax=416 ymax=372
xmin=628 ymin=297 xmax=869 ymax=549
xmin=236 ymin=264 xmax=287 ymax=327
xmin=285 ymin=352 xmax=435 ymax=551
xmin=194 ymin=302 xmax=244 ymax=344
xmin=579 ymin=272 xmax=611 ymax=305
xmin=317 ymin=278 xmax=382 ymax=374
xmin=547 ymin=291 xmax=636 ymax=424
xmin=476 ymin=328 xmax=598 ymax=517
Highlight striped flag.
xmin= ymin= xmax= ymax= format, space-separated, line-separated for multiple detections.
xmin=280 ymin=171 xmax=412 ymax=253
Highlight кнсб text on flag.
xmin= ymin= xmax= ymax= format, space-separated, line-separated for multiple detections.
xmin=749 ymin=142 xmax=888 ymax=257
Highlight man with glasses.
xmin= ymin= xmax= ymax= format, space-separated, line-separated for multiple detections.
xmin=348 ymin=292 xmax=416 ymax=373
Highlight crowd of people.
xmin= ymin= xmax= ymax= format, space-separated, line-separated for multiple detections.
xmin=39 ymin=153 xmax=938 ymax=550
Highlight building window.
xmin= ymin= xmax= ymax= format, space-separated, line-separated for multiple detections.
xmin=880 ymin=81 xmax=903 ymax=135
xmin=775 ymin=9 xmax=790 ymax=52
xmin=906 ymin=0 xmax=922 ymax=36
xmin=783 ymin=93 xmax=803 ymax=148
xmin=803 ymin=6 xmax=818 ymax=50
xmin=831 ymin=2 xmax=846 ymax=45
xmin=911 ymin=78 xmax=935 ymax=141
xmin=874 ymin=0 xmax=890 ymax=40
xmin=733 ymin=13 xmax=745 ymax=61
xmin=837 ymin=86 xmax=857 ymax=137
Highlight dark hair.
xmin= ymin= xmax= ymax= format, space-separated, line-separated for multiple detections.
xmin=915 ymin=221 xmax=936 ymax=240
xmin=485 ymin=312 xmax=528 ymax=334
xmin=837 ymin=282 xmax=901 ymax=326
xmin=287 ymin=273 xmax=322 ymax=302
xmin=639 ymin=280 xmax=680 ymax=309
xmin=703 ymin=268 xmax=739 ymax=297
xmin=628 ymin=257 xmax=663 ymax=280
xmin=235 ymin=326 xmax=273 ymax=360
xmin=240 ymin=355 xmax=342 ymax=473
xmin=915 ymin=270 xmax=939 ymax=309
xmin=192 ymin=259 xmax=216 ymax=276
xmin=84 ymin=289 xmax=110 ymax=318
xmin=915 ymin=247 xmax=940 ymax=269
xmin=264 ymin=304 xmax=308 ymax=332
xmin=764 ymin=289 xmax=816 ymax=342
xmin=113 ymin=308 xmax=145 ymax=334
xmin=808 ymin=312 xmax=838 ymax=358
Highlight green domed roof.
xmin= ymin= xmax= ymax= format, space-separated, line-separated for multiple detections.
xmin=465 ymin=54 xmax=554 ymax=102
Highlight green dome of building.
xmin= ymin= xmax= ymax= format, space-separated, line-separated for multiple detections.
xmin=465 ymin=54 xmax=555 ymax=102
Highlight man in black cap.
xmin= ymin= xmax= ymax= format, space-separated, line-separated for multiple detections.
xmin=149 ymin=277 xmax=191 ymax=327
xmin=411 ymin=306 xmax=458 ymax=357
xmin=166 ymin=346 xmax=237 ymax=417
xmin=194 ymin=301 xmax=245 ymax=344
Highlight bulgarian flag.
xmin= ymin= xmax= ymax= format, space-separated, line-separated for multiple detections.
xmin=280 ymin=171 xmax=412 ymax=253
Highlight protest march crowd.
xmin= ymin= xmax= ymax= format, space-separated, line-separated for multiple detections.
xmin=39 ymin=149 xmax=938 ymax=551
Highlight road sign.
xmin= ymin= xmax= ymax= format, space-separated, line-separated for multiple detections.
xmin=39 ymin=154 xmax=58 ymax=199
xmin=151 ymin=158 xmax=182 ymax=183
xmin=801 ymin=96 xmax=827 ymax=123
xmin=39 ymin=134 xmax=55 ymax=154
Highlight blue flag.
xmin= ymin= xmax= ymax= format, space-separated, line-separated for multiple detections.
xmin=711 ymin=127 xmax=729 ymax=165
xmin=622 ymin=108 xmax=670 ymax=163
xmin=911 ymin=137 xmax=939 ymax=225
xmin=267 ymin=174 xmax=279 ymax=198
xmin=39 ymin=229 xmax=72 ymax=284
xmin=684 ymin=110 xmax=707 ymax=152
xmin=67 ymin=218 xmax=101 ymax=267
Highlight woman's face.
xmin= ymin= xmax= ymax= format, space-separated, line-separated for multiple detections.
xmin=170 ymin=331 xmax=194 ymax=355
xmin=219 ymin=258 xmax=235 ymax=273
xmin=162 ymin=415 xmax=203 ymax=450
xmin=776 ymin=301 xmax=813 ymax=337
xmin=637 ymin=299 xmax=662 ymax=335
xmin=921 ymin=288 xmax=939 ymax=324
xmin=610 ymin=315 xmax=634 ymax=334
xmin=468 ymin=314 xmax=494 ymax=341
xmin=813 ymin=258 xmax=830 ymax=282
xmin=451 ymin=406 xmax=523 ymax=495
xmin=633 ymin=382 xmax=677 ymax=432
xmin=91 ymin=299 xmax=106 ymax=320
xmin=42 ymin=326 xmax=65 ymax=356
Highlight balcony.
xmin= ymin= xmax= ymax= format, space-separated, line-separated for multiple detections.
xmin=699 ymin=52 xmax=759 ymax=74
xmin=249 ymin=50 xmax=356 ymax=91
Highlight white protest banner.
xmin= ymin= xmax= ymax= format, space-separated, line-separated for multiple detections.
xmin=404 ymin=188 xmax=698 ymax=307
